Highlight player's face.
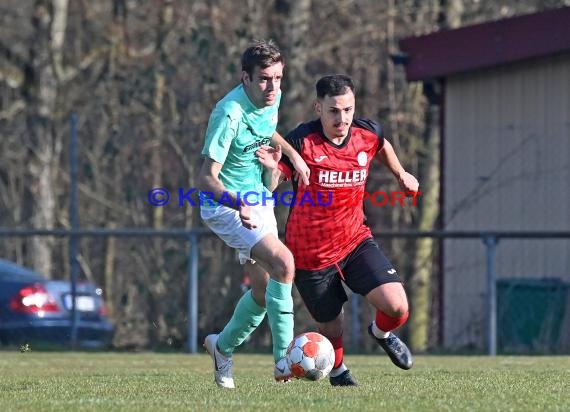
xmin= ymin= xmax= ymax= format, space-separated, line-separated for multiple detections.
xmin=315 ymin=90 xmax=355 ymax=141
xmin=242 ymin=62 xmax=284 ymax=108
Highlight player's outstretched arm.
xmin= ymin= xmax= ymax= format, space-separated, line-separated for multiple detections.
xmin=376 ymin=139 xmax=419 ymax=193
xmin=271 ymin=131 xmax=310 ymax=186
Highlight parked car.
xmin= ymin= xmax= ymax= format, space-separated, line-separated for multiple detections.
xmin=0 ymin=259 xmax=113 ymax=349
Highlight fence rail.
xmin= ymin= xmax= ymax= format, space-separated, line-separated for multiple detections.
xmin=2 ymin=228 xmax=570 ymax=354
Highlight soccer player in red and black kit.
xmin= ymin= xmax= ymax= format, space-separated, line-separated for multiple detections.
xmin=258 ymin=74 xmax=419 ymax=386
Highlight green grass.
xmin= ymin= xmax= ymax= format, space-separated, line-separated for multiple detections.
xmin=0 ymin=352 xmax=569 ymax=411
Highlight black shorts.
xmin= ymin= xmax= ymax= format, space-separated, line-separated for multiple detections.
xmin=294 ymin=238 xmax=402 ymax=323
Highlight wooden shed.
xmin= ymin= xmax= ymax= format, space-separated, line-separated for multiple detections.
xmin=399 ymin=7 xmax=570 ymax=351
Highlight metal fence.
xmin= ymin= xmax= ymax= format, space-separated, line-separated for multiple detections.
xmin=1 ymin=228 xmax=569 ymax=355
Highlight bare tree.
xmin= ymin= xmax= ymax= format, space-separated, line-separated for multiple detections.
xmin=24 ymin=0 xmax=69 ymax=276
xmin=1 ymin=0 xmax=568 ymax=350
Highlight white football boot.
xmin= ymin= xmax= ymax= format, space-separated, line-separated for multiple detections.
xmin=274 ymin=357 xmax=293 ymax=382
xmin=203 ymin=334 xmax=235 ymax=389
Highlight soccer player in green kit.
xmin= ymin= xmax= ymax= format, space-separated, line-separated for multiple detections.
xmin=199 ymin=39 xmax=309 ymax=389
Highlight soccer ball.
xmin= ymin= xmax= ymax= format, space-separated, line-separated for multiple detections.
xmin=285 ymin=332 xmax=335 ymax=381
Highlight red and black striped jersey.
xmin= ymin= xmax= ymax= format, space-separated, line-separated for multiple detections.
xmin=279 ymin=118 xmax=384 ymax=270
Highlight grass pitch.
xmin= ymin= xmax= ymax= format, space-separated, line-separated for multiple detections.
xmin=0 ymin=352 xmax=568 ymax=411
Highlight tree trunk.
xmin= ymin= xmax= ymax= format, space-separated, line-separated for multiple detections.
xmin=409 ymin=97 xmax=440 ymax=352
xmin=273 ymin=0 xmax=312 ymax=131
xmin=408 ymin=0 xmax=462 ymax=352
xmin=147 ymin=0 xmax=174 ymax=346
xmin=27 ymin=0 xmax=69 ymax=277
xmin=387 ymin=0 xmax=400 ymax=148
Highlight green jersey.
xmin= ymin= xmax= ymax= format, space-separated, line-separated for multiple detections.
xmin=201 ymin=84 xmax=280 ymax=208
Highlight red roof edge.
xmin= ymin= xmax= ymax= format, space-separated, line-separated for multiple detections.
xmin=399 ymin=7 xmax=570 ymax=81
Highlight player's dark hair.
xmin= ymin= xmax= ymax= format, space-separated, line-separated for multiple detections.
xmin=241 ymin=39 xmax=283 ymax=78
xmin=316 ymin=74 xmax=355 ymax=99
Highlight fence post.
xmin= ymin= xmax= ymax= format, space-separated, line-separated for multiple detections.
xmin=69 ymin=112 xmax=79 ymax=349
xmin=187 ymin=232 xmax=199 ymax=353
xmin=483 ymin=235 xmax=498 ymax=356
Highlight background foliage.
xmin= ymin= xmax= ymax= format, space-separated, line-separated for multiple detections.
xmin=1 ymin=0 xmax=568 ymax=350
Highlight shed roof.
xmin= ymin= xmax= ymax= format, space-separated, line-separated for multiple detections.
xmin=399 ymin=7 xmax=570 ymax=81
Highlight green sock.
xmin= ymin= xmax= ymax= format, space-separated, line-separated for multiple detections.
xmin=217 ymin=290 xmax=266 ymax=356
xmin=265 ymin=279 xmax=294 ymax=362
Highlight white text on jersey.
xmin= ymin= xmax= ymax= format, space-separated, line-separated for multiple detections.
xmin=318 ymin=169 xmax=367 ymax=185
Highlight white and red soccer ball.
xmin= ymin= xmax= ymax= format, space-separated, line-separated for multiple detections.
xmin=285 ymin=332 xmax=335 ymax=381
